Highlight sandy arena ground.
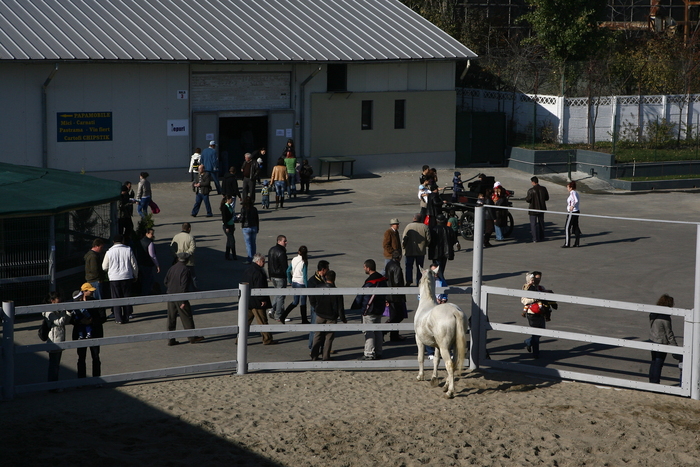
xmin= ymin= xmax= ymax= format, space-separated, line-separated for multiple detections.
xmin=2 ymin=369 xmax=700 ymax=466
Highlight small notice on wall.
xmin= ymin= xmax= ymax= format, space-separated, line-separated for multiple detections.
xmin=177 ymin=90 xmax=188 ymax=99
xmin=57 ymin=111 xmax=112 ymax=142
xmin=276 ymin=129 xmax=284 ymax=136
xmin=285 ymin=128 xmax=292 ymax=138
xmin=167 ymin=119 xmax=189 ymax=136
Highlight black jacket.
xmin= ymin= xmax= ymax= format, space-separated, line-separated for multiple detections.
xmin=525 ymin=184 xmax=549 ymax=215
xmin=240 ymin=206 xmax=259 ymax=229
xmin=242 ymin=262 xmax=271 ymax=309
xmin=315 ymin=283 xmax=346 ymax=321
xmin=384 ymin=259 xmax=406 ymax=303
xmin=307 ymin=271 xmax=325 ymax=308
xmin=351 ymin=272 xmax=387 ymax=316
xmin=267 ymin=244 xmax=288 ymax=279
xmin=222 ymin=173 xmax=240 ymax=198
xmin=164 ymin=260 xmax=193 ymax=294
xmin=429 ymin=225 xmax=457 ymax=261
xmin=71 ymin=297 xmax=106 ymax=340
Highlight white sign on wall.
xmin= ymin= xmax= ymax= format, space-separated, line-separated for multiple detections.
xmin=167 ymin=119 xmax=189 ymax=136
xmin=177 ymin=90 xmax=188 ymax=99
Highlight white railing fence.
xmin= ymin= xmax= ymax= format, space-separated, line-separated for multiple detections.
xmin=2 ymin=206 xmax=699 ymax=399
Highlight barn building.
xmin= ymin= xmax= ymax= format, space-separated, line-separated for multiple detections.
xmin=0 ymin=0 xmax=475 ymax=180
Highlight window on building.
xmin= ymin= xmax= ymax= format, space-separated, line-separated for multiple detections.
xmin=361 ymin=100 xmax=373 ymax=130
xmin=327 ymin=64 xmax=347 ymax=92
xmin=394 ymin=99 xmax=406 ymax=129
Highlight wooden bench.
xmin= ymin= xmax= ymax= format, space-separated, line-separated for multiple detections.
xmin=318 ymin=156 xmax=356 ymax=180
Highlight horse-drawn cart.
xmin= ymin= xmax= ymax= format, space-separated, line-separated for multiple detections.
xmin=439 ymin=177 xmax=514 ymax=241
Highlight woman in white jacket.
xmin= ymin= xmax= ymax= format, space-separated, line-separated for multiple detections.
xmin=43 ymin=292 xmax=72 ymax=390
xmin=279 ymin=245 xmax=309 ymax=324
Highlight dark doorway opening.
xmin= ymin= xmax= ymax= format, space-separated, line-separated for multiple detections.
xmin=218 ymin=116 xmax=268 ymax=175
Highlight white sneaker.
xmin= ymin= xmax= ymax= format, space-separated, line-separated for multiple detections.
xmin=266 ymin=308 xmax=274 ymax=320
xmin=428 ymin=355 xmax=434 ymax=360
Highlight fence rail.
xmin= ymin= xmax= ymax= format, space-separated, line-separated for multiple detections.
xmin=2 ymin=207 xmax=700 ymax=400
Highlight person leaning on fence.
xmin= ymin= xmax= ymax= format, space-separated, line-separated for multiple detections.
xmin=72 ymin=283 xmax=107 ymax=383
xmin=241 ymin=253 xmax=276 ymax=345
xmin=351 ymin=259 xmax=388 ymax=361
xmin=310 ymin=270 xmax=346 ymax=361
xmin=43 ymin=292 xmax=72 ymax=391
xmin=521 ymin=271 xmax=557 ymax=359
xmin=649 ymin=293 xmax=682 ymax=384
xmin=164 ymin=252 xmax=203 ymax=346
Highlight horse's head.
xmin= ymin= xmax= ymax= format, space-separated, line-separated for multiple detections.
xmin=418 ymin=266 xmax=437 ymax=305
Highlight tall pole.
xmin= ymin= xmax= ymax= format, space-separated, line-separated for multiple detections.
xmin=2 ymin=301 xmax=15 ymax=400
xmin=237 ymin=283 xmax=250 ymax=375
xmin=691 ymin=225 xmax=700 ymax=399
xmin=470 ymin=206 xmax=484 ymax=370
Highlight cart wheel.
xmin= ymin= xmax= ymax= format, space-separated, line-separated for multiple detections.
xmin=459 ymin=212 xmax=474 ymax=241
xmin=504 ymin=212 xmax=514 ymax=238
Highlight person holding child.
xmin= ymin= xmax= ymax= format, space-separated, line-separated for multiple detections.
xmin=72 ymin=283 xmax=106 ymax=381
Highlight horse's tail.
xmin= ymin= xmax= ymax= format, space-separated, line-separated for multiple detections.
xmin=453 ymin=308 xmax=467 ymax=375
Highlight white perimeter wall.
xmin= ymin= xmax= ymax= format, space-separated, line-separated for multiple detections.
xmin=458 ymin=88 xmax=700 ymax=144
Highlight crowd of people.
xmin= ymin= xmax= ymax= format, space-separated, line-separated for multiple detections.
xmin=39 ymin=160 xmax=682 ymax=389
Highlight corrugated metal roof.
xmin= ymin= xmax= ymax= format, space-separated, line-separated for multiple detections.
xmin=0 ymin=163 xmax=121 ymax=218
xmin=0 ymin=0 xmax=476 ymax=61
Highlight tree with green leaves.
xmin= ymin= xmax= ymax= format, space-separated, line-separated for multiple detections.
xmin=521 ymin=0 xmax=608 ymax=95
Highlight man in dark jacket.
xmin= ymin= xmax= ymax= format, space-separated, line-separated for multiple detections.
xmin=306 ymin=260 xmax=330 ymax=349
xmin=164 ymin=253 xmax=203 ymax=345
xmin=351 ymin=259 xmax=388 ymax=360
xmin=429 ymin=214 xmax=457 ymax=281
xmin=267 ymin=235 xmax=288 ymax=320
xmin=241 ymin=253 xmax=275 ymax=345
xmin=222 ymin=166 xmax=242 ymax=208
xmin=310 ymin=270 xmax=346 ymax=361
xmin=525 ymin=176 xmax=549 ymax=243
xmin=384 ymin=249 xmax=407 ymax=342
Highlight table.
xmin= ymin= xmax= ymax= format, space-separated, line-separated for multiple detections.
xmin=318 ymin=156 xmax=356 ymax=180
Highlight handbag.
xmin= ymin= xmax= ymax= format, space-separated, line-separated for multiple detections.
xmin=423 ymin=214 xmax=430 ymax=226
xmin=148 ymin=200 xmax=160 ymax=214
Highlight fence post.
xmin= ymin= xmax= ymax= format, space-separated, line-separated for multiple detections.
xmin=470 ymin=206 xmax=484 ymax=370
xmin=2 ymin=301 xmax=15 ymax=400
xmin=692 ymin=226 xmax=700 ymax=399
xmin=237 ymin=283 xmax=250 ymax=375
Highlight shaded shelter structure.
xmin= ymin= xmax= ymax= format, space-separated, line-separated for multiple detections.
xmin=0 ymin=163 xmax=120 ymax=305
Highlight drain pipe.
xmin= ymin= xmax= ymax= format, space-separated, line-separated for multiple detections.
xmin=42 ymin=64 xmax=59 ymax=168
xmin=298 ymin=65 xmax=322 ymax=158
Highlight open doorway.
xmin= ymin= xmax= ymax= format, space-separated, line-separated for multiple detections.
xmin=218 ymin=116 xmax=268 ymax=175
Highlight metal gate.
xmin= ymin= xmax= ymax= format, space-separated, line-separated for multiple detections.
xmin=455 ymin=111 xmax=506 ymax=166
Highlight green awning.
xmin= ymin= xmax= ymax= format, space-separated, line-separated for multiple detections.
xmin=0 ymin=163 xmax=121 ymax=218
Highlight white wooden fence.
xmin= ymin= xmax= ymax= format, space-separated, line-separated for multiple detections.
xmin=458 ymin=88 xmax=700 ymax=145
xmin=2 ymin=206 xmax=699 ymax=399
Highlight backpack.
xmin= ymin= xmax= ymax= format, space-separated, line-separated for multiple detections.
xmin=38 ymin=317 xmax=50 ymax=342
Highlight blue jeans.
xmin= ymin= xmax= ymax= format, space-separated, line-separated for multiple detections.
xmin=242 ymin=227 xmax=258 ymax=262
xmin=137 ymin=196 xmax=150 ymax=217
xmin=405 ymin=255 xmax=424 ymax=284
xmin=208 ymin=171 xmax=221 ymax=193
xmin=291 ymin=281 xmax=307 ymax=306
xmin=274 ymin=180 xmax=286 ymax=197
xmin=270 ymin=277 xmax=286 ymax=319
xmin=494 ymin=225 xmax=504 ymax=241
xmin=192 ymin=192 xmax=212 ymax=216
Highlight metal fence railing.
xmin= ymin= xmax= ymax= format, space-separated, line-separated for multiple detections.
xmin=2 ymin=207 xmax=699 ymax=400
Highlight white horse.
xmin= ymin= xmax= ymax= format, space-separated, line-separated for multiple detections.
xmin=414 ymin=267 xmax=468 ymax=398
